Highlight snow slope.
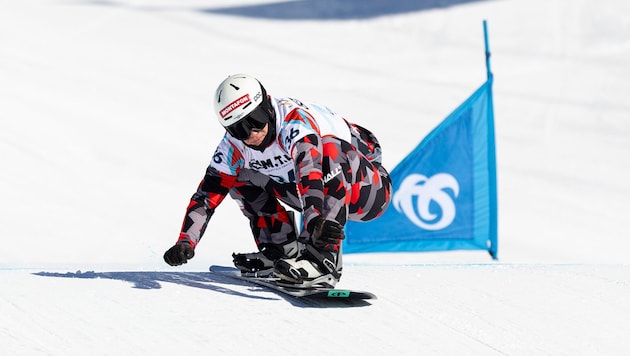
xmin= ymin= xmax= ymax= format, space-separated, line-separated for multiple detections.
xmin=1 ymin=0 xmax=629 ymax=354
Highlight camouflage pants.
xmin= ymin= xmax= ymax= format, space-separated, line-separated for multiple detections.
xmin=229 ymin=136 xmax=392 ymax=248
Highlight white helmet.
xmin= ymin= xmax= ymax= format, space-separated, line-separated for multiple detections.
xmin=214 ymin=74 xmax=274 ymax=140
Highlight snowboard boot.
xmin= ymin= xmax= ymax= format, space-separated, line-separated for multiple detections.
xmin=233 ymin=239 xmax=298 ymax=277
xmin=273 ymin=244 xmax=342 ymax=288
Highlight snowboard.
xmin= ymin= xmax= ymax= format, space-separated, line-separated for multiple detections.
xmin=209 ymin=265 xmax=376 ymax=305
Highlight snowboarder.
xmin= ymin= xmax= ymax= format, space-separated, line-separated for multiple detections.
xmin=164 ymin=74 xmax=392 ymax=287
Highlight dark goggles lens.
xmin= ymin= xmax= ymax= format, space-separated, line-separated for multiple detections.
xmin=226 ymin=104 xmax=270 ymax=140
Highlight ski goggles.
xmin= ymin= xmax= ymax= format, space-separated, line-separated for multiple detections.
xmin=225 ymin=104 xmax=270 ymax=140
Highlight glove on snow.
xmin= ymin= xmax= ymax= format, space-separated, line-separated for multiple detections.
xmin=311 ymin=217 xmax=345 ymax=249
xmin=163 ymin=242 xmax=195 ymax=266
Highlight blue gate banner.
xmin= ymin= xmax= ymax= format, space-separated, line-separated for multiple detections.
xmin=343 ymin=77 xmax=498 ymax=258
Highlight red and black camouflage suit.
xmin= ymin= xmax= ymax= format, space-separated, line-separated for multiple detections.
xmin=177 ymin=97 xmax=392 ymax=254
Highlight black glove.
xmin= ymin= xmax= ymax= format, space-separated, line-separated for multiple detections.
xmin=163 ymin=242 xmax=195 ymax=266
xmin=311 ymin=217 xmax=345 ymax=249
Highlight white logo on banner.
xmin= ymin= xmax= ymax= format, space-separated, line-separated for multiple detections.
xmin=393 ymin=173 xmax=459 ymax=230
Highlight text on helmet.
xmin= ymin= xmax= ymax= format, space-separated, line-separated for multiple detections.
xmin=220 ymin=94 xmax=251 ymax=119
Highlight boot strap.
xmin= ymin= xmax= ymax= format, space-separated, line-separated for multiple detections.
xmin=303 ymin=244 xmax=341 ymax=279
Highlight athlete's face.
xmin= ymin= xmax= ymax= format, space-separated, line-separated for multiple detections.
xmin=243 ymin=123 xmax=269 ymax=146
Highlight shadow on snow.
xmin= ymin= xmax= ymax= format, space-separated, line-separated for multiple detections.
xmin=33 ymin=270 xmax=371 ymax=308
xmin=78 ymin=0 xmax=491 ymax=21
xmin=201 ymin=0 xmax=492 ymax=20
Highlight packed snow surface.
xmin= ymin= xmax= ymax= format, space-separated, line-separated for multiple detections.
xmin=2 ymin=0 xmax=629 ymax=355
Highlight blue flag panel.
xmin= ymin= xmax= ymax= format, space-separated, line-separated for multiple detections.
xmin=344 ymin=78 xmax=498 ymax=258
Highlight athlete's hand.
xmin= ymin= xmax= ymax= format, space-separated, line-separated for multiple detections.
xmin=163 ymin=242 xmax=195 ymax=266
xmin=311 ymin=217 xmax=345 ymax=249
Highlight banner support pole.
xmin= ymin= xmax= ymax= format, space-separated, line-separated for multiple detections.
xmin=483 ymin=20 xmax=492 ymax=80
xmin=483 ymin=20 xmax=498 ymax=260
